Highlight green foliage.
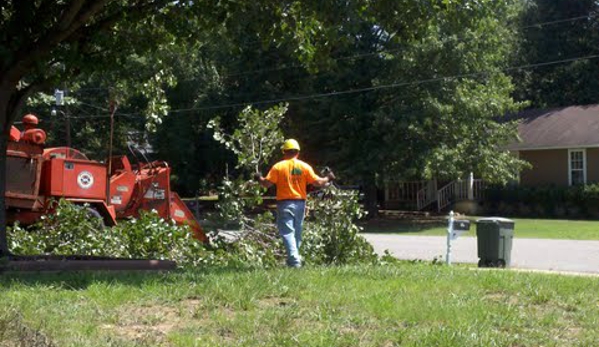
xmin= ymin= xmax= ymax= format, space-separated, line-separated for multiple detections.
xmin=7 ymin=200 xmax=225 ymax=267
xmin=291 ymin=0 xmax=528 ymax=187
xmin=511 ymin=0 xmax=599 ymax=108
xmin=303 ymin=186 xmax=379 ymax=265
xmin=8 ymin=200 xmax=117 ymax=256
xmin=209 ymin=103 xmax=287 ymax=173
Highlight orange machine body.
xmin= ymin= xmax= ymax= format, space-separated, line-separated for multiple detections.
xmin=6 ymin=132 xmax=205 ymax=241
xmin=40 ymin=158 xmax=107 ymax=200
xmin=6 ymin=140 xmax=117 ymax=226
xmin=109 ymin=156 xmax=207 ymax=241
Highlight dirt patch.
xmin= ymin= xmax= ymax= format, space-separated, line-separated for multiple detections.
xmin=483 ymin=292 xmax=519 ymax=306
xmin=0 ymin=311 xmax=55 ymax=347
xmin=102 ymin=298 xmax=203 ymax=344
xmin=257 ymin=297 xmax=296 ymax=308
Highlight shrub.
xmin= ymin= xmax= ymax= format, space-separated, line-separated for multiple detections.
xmin=485 ymin=184 xmax=599 ymax=219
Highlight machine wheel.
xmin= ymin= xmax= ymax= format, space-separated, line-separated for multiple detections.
xmin=78 ymin=206 xmax=106 ymax=231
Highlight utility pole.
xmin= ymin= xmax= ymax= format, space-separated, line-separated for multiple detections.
xmin=53 ymin=88 xmax=70 ymax=156
xmin=106 ymin=100 xmax=118 ymax=205
xmin=64 ymin=86 xmax=71 ymax=149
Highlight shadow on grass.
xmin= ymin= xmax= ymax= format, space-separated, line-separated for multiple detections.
xmin=0 ymin=265 xmax=261 ymax=291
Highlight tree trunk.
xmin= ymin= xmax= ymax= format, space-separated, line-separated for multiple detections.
xmin=0 ymin=131 xmax=8 ymax=257
xmin=0 ymin=81 xmax=21 ymax=258
xmin=363 ymin=173 xmax=378 ymax=218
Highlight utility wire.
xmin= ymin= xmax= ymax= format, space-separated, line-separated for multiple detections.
xmin=62 ymin=54 xmax=599 ymax=118
xmin=520 ymin=14 xmax=594 ymax=29
xmin=166 ymin=54 xmax=599 ymax=113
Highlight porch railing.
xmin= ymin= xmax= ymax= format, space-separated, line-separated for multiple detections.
xmin=416 ymin=179 xmax=437 ymax=210
xmin=437 ymin=179 xmax=486 ymax=212
xmin=385 ymin=180 xmax=430 ymax=205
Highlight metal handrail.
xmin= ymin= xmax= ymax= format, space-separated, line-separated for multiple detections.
xmin=416 ymin=179 xmax=437 ymax=210
xmin=437 ymin=178 xmax=486 ymax=212
xmin=437 ymin=181 xmax=456 ymax=212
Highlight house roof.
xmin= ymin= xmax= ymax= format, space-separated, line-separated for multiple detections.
xmin=506 ymin=105 xmax=599 ymax=151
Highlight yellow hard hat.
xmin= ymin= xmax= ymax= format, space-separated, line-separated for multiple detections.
xmin=281 ymin=139 xmax=300 ymax=152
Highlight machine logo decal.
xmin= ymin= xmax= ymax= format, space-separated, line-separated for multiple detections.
xmin=116 ymin=185 xmax=129 ymax=192
xmin=77 ymin=171 xmax=94 ymax=189
xmin=144 ymin=188 xmax=165 ymax=199
xmin=174 ymin=210 xmax=185 ymax=218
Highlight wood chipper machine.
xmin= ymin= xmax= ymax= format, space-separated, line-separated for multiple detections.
xmin=5 ymin=114 xmax=207 ymax=242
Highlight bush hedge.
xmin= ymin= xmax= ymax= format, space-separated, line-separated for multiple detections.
xmin=484 ymin=184 xmax=599 ymax=219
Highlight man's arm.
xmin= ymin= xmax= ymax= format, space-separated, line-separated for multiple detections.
xmin=254 ymin=173 xmax=274 ymax=188
xmin=311 ymin=176 xmax=331 ymax=187
xmin=311 ymin=170 xmax=336 ymax=187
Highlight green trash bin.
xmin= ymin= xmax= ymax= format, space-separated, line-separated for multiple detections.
xmin=476 ymin=217 xmax=515 ymax=268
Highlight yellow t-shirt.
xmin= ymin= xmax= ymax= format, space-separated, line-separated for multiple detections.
xmin=265 ymin=158 xmax=320 ymax=200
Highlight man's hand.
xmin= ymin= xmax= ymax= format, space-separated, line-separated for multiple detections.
xmin=326 ymin=170 xmax=336 ymax=181
xmin=254 ymin=172 xmax=273 ymax=188
xmin=322 ymin=167 xmax=335 ymax=181
xmin=314 ymin=167 xmax=336 ymax=187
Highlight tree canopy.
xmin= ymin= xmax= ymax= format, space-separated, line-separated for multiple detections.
xmin=0 ymin=1 xmax=183 ymax=255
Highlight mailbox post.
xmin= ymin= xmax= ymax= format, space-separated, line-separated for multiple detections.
xmin=445 ymin=211 xmax=471 ymax=265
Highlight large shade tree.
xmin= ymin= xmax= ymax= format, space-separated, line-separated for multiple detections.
xmin=0 ymin=0 xmax=365 ymax=255
xmin=285 ymin=0 xmax=528 ymax=214
xmin=0 ymin=0 xmax=195 ymax=256
xmin=151 ymin=1 xmax=530 ymax=211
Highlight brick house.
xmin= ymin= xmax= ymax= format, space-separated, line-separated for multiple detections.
xmin=507 ymin=105 xmax=599 ymax=186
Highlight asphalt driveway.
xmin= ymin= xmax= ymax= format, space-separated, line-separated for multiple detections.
xmin=363 ymin=234 xmax=599 ymax=274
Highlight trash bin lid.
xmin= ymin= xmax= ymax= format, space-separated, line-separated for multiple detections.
xmin=476 ymin=217 xmax=515 ymax=228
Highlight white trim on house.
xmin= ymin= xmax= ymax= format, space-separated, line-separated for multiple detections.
xmin=568 ymin=148 xmax=587 ymax=186
xmin=509 ymin=144 xmax=599 ymax=151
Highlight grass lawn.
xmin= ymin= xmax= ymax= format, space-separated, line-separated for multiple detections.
xmin=361 ymin=216 xmax=599 ymax=240
xmin=1 ymin=265 xmax=599 ymax=346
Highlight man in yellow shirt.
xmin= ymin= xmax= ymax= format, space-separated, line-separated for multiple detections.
xmin=255 ymin=139 xmax=335 ymax=267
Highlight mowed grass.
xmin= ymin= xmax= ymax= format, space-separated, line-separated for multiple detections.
xmin=1 ymin=265 xmax=599 ymax=346
xmin=362 ymin=217 xmax=599 ymax=240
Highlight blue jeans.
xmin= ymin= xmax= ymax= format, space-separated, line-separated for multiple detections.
xmin=277 ymin=200 xmax=306 ymax=267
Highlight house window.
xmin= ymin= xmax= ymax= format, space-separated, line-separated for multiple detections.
xmin=568 ymin=149 xmax=587 ymax=186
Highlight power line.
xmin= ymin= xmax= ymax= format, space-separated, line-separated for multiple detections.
xmin=58 ymin=54 xmax=599 ymax=119
xmin=121 ymin=54 xmax=599 ymax=116
xmin=74 ymin=101 xmax=139 ymax=118
xmin=520 ymin=15 xmax=594 ymax=29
